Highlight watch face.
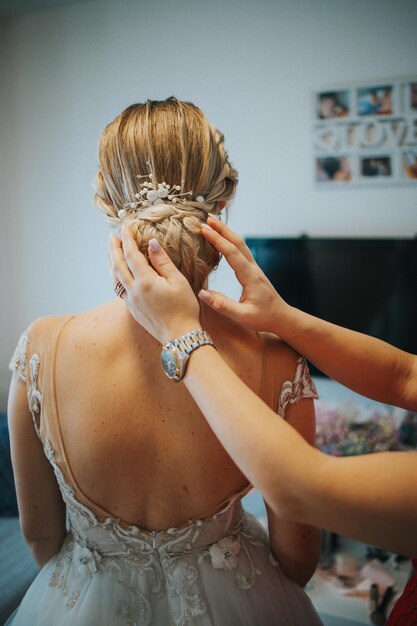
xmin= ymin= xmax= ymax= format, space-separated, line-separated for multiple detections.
xmin=161 ymin=347 xmax=179 ymax=379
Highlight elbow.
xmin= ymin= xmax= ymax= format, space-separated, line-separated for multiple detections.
xmin=289 ymin=560 xmax=319 ymax=587
xmin=274 ymin=556 xmax=318 ymax=588
xmin=26 ymin=535 xmax=65 ymax=568
xmin=21 ymin=525 xmax=65 ymax=568
xmin=270 ymin=529 xmax=321 ymax=588
xmin=275 ymin=549 xmax=320 ymax=588
xmin=20 ymin=521 xmax=47 ymax=545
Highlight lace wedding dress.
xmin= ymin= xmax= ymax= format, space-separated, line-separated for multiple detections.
xmin=7 ymin=316 xmax=323 ymax=626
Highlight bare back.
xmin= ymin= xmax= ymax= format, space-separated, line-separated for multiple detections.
xmin=50 ymin=299 xmax=296 ymax=530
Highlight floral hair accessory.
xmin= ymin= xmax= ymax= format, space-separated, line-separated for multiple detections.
xmin=117 ymin=161 xmax=205 ymax=219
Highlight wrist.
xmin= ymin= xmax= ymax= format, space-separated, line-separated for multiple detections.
xmin=161 ymin=329 xmax=216 ymax=382
xmin=182 ymin=342 xmax=217 ymax=381
xmin=160 ymin=319 xmax=202 ymax=346
xmin=269 ymin=303 xmax=304 ymax=341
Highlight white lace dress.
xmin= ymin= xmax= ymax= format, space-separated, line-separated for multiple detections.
xmin=7 ymin=323 xmax=323 ymax=626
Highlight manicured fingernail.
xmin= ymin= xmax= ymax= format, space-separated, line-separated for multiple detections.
xmin=208 ymin=214 xmax=219 ymax=220
xmin=201 ymin=223 xmax=214 ymax=231
xmin=149 ymin=238 xmax=161 ymax=253
xmin=198 ymin=289 xmax=211 ymax=304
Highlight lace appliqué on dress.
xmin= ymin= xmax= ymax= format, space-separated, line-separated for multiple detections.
xmin=277 ymin=356 xmax=318 ymax=418
xmin=9 ymin=334 xmax=43 ymax=439
xmin=27 ymin=354 xmax=42 ymax=438
xmin=43 ymin=438 xmax=269 ymax=626
xmin=9 ymin=333 xmax=30 ymax=383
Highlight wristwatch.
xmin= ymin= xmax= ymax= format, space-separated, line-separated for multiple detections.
xmin=161 ymin=330 xmax=215 ymax=382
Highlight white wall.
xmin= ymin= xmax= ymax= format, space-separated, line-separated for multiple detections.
xmin=1 ymin=0 xmax=416 ymax=408
xmin=1 ymin=19 xmax=17 ymax=408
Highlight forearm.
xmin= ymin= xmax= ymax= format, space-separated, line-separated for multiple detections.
xmin=302 ymin=450 xmax=417 ymax=555
xmin=183 ymin=345 xmax=417 ymax=556
xmin=267 ymin=514 xmax=321 ymax=587
xmin=274 ymin=305 xmax=417 ymax=410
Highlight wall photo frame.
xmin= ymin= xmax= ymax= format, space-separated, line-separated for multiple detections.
xmin=313 ymin=78 xmax=417 ymax=186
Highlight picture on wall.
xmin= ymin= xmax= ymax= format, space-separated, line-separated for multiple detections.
xmin=316 ymin=156 xmax=352 ymax=183
xmin=357 ymin=85 xmax=394 ymax=116
xmin=313 ymin=77 xmax=417 ymax=186
xmin=402 ymin=150 xmax=417 ymax=180
xmin=360 ymin=155 xmax=392 ymax=179
xmin=408 ymin=82 xmax=417 ymax=113
xmin=316 ymin=91 xmax=350 ymax=120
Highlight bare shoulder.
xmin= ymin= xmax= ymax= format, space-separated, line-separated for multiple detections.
xmin=23 ymin=314 xmax=73 ymax=344
xmin=57 ymin=300 xmax=127 ymax=354
xmin=23 ymin=307 xmax=112 ymax=346
xmin=56 ymin=300 xmax=157 ymax=371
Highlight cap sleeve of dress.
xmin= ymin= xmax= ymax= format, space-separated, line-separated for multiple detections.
xmin=9 ymin=332 xmax=31 ymax=383
xmin=9 ymin=324 xmax=44 ymax=439
xmin=277 ymin=356 xmax=319 ymax=419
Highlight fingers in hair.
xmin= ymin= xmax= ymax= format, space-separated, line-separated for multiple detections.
xmin=109 ymin=234 xmax=134 ymax=288
xmin=120 ymin=225 xmax=153 ymax=280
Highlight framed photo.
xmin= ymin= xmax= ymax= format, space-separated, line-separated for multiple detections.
xmin=407 ymin=82 xmax=417 ymax=114
xmin=313 ymin=77 xmax=416 ymax=186
xmin=316 ymin=90 xmax=351 ymax=120
xmin=316 ymin=156 xmax=352 ymax=183
xmin=359 ymin=155 xmax=393 ymax=180
xmin=357 ymin=84 xmax=395 ymax=116
xmin=402 ymin=150 xmax=417 ymax=180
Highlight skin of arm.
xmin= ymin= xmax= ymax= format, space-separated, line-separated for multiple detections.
xmin=182 ymin=344 xmax=417 ymax=556
xmin=199 ymin=218 xmax=417 ymax=411
xmin=8 ymin=373 xmax=66 ymax=567
xmin=108 ymin=228 xmax=417 ymax=556
xmin=265 ymin=395 xmax=321 ymax=586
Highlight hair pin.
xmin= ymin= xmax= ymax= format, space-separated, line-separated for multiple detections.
xmin=117 ymin=161 xmax=204 ymax=219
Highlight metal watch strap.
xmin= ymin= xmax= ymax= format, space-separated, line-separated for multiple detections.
xmin=161 ymin=330 xmax=216 ymax=382
xmin=167 ymin=330 xmax=215 ymax=354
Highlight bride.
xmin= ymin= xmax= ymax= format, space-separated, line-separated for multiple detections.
xmin=7 ymin=97 xmax=322 ymax=625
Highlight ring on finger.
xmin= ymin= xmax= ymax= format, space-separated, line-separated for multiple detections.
xmin=114 ymin=281 xmax=126 ymax=298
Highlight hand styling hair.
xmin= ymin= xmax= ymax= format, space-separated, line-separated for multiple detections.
xmin=94 ymin=97 xmax=238 ymax=293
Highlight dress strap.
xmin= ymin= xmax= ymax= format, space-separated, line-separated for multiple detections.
xmin=9 ymin=316 xmax=76 ymax=440
xmin=257 ymin=333 xmax=318 ymax=419
xmin=256 ymin=332 xmax=276 ymax=408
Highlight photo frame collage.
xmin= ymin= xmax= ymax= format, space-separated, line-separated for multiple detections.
xmin=313 ymin=79 xmax=417 ymax=186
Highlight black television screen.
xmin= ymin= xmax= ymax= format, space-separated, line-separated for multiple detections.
xmin=246 ymin=237 xmax=417 ymax=376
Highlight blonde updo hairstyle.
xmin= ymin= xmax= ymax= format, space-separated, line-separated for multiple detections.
xmin=94 ymin=97 xmax=238 ymax=294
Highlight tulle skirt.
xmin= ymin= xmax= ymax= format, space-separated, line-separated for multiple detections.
xmin=6 ymin=514 xmax=323 ymax=626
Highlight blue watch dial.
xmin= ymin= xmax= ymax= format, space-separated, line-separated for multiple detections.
xmin=161 ymin=348 xmax=179 ymax=379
